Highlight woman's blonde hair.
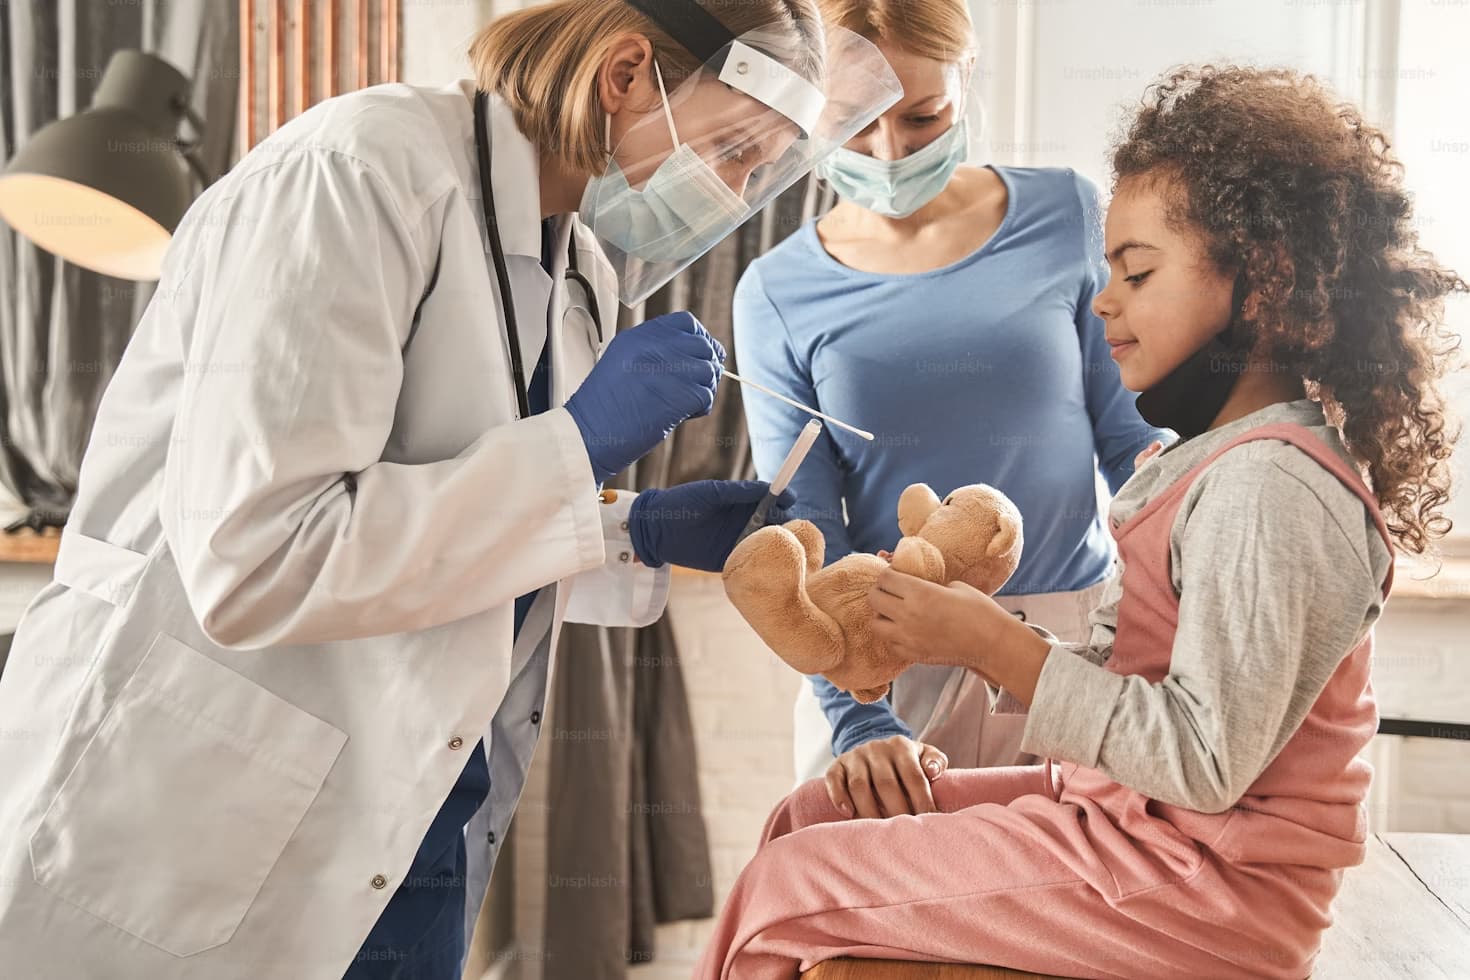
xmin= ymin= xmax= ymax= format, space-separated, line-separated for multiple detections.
xmin=469 ymin=0 xmax=823 ymax=176
xmin=816 ymin=0 xmax=973 ymax=63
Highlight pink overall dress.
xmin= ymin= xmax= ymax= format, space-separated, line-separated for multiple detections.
xmin=695 ymin=423 xmax=1394 ymax=980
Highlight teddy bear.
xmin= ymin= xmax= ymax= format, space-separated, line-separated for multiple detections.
xmin=722 ymin=483 xmax=1023 ymax=703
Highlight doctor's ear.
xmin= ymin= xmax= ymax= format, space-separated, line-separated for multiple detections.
xmin=597 ymin=34 xmax=657 ymax=116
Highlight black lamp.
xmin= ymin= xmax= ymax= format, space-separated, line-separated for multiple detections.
xmin=0 ymin=50 xmax=212 ymax=281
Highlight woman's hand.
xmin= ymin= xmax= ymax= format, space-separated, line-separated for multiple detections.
xmin=869 ymin=567 xmax=1053 ymax=706
xmin=825 ymin=735 xmax=949 ymax=818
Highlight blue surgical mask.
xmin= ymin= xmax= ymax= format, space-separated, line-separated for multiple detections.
xmin=817 ymin=118 xmax=969 ymax=218
xmin=579 ymin=63 xmax=749 ymax=265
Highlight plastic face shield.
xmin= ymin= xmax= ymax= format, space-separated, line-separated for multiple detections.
xmin=580 ymin=23 xmax=902 ymax=305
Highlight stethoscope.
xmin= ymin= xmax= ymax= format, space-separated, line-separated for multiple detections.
xmin=474 ymin=89 xmax=605 ymax=420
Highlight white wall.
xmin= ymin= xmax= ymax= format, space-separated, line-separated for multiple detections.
xmin=1391 ymin=0 xmax=1470 ymax=538
xmin=400 ymin=0 xmax=496 ymax=87
xmin=970 ymin=0 xmax=1386 ymax=181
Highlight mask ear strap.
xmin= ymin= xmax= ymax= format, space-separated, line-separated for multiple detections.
xmin=652 ymin=59 xmax=681 ymax=147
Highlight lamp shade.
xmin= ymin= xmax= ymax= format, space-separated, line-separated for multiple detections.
xmin=0 ymin=51 xmax=196 ymax=281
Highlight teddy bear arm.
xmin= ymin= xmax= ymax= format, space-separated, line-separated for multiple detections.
xmin=783 ymin=519 xmax=826 ymax=576
xmin=889 ymin=535 xmax=948 ymax=583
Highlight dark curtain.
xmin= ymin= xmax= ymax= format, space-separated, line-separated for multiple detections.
xmin=0 ymin=0 xmax=237 ymax=528
xmin=541 ymin=175 xmax=835 ymax=979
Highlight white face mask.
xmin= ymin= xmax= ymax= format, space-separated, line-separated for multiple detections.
xmin=579 ymin=61 xmax=750 ymax=264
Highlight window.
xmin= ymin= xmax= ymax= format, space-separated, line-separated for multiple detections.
xmin=1392 ymin=0 xmax=1470 ymax=550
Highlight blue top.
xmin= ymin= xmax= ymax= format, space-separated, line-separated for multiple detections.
xmin=732 ymin=166 xmax=1169 ymax=754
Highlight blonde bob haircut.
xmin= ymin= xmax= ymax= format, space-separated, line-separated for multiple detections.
xmin=469 ymin=0 xmax=824 ymax=177
xmin=817 ymin=0 xmax=974 ymax=64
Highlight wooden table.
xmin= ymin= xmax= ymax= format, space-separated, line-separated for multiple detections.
xmin=0 ymin=526 xmax=59 ymax=564
xmin=801 ymin=833 xmax=1470 ymax=980
xmin=1316 ymin=832 xmax=1470 ymax=978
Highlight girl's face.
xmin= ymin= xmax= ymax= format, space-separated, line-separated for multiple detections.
xmin=842 ymin=41 xmax=964 ymax=161
xmin=1092 ymin=177 xmax=1236 ymax=392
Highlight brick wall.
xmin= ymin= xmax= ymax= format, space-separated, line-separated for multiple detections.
xmin=1365 ymin=597 xmax=1470 ymax=834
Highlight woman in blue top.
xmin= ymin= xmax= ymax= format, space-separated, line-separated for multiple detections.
xmin=733 ymin=0 xmax=1168 ymax=818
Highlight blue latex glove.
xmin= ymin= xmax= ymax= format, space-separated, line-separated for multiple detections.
xmin=629 ymin=480 xmax=798 ymax=572
xmin=565 ymin=312 xmax=726 ymax=484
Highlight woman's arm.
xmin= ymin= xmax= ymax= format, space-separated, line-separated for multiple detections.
xmin=818 ymin=678 xmax=912 ymax=754
xmin=1070 ymin=172 xmax=1173 ymax=491
xmin=733 ymin=265 xmax=909 ymax=751
xmin=161 ymin=150 xmax=607 ymax=649
xmin=733 ymin=265 xmax=851 ymax=560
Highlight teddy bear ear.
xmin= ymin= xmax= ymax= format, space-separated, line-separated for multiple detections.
xmin=897 ymin=484 xmax=942 ymax=537
xmin=985 ymin=514 xmax=1020 ymax=558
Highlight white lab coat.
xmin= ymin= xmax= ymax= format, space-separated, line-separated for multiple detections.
xmin=0 ymin=82 xmax=669 ymax=978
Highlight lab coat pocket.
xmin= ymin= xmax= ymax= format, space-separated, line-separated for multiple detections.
xmin=28 ymin=631 xmax=347 ymax=957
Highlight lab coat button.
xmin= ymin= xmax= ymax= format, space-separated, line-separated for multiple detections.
xmin=370 ymin=874 xmax=388 ymax=890
xmin=487 ymin=830 xmax=496 ymax=845
xmin=530 ymin=710 xmax=541 ymax=725
xmin=448 ymin=736 xmax=464 ymax=750
xmin=619 ymin=520 xmax=629 ymax=532
xmin=618 ymin=551 xmax=631 ymax=563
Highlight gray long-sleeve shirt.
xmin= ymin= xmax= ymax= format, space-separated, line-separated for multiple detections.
xmin=1011 ymin=399 xmax=1393 ymax=814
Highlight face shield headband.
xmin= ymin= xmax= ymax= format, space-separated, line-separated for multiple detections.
xmin=622 ymin=0 xmax=826 ymax=137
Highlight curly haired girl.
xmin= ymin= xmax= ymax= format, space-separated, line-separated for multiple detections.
xmin=696 ymin=65 xmax=1464 ymax=980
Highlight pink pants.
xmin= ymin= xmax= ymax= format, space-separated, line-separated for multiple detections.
xmin=694 ymin=766 xmax=1324 ymax=980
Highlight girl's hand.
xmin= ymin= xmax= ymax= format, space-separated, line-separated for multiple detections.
xmin=869 ymin=567 xmax=1053 ymax=705
xmin=825 ymin=735 xmax=949 ymax=819
xmin=869 ymin=569 xmax=1013 ymax=675
xmin=1135 ymin=439 xmax=1164 ymax=469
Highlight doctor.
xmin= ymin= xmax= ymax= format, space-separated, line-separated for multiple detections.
xmin=0 ymin=1 xmax=898 ymax=977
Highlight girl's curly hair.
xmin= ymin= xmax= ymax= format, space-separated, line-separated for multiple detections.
xmin=1111 ymin=65 xmax=1465 ymax=555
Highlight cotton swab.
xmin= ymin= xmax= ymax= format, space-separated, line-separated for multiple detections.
xmin=722 ymin=370 xmax=875 ymax=441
